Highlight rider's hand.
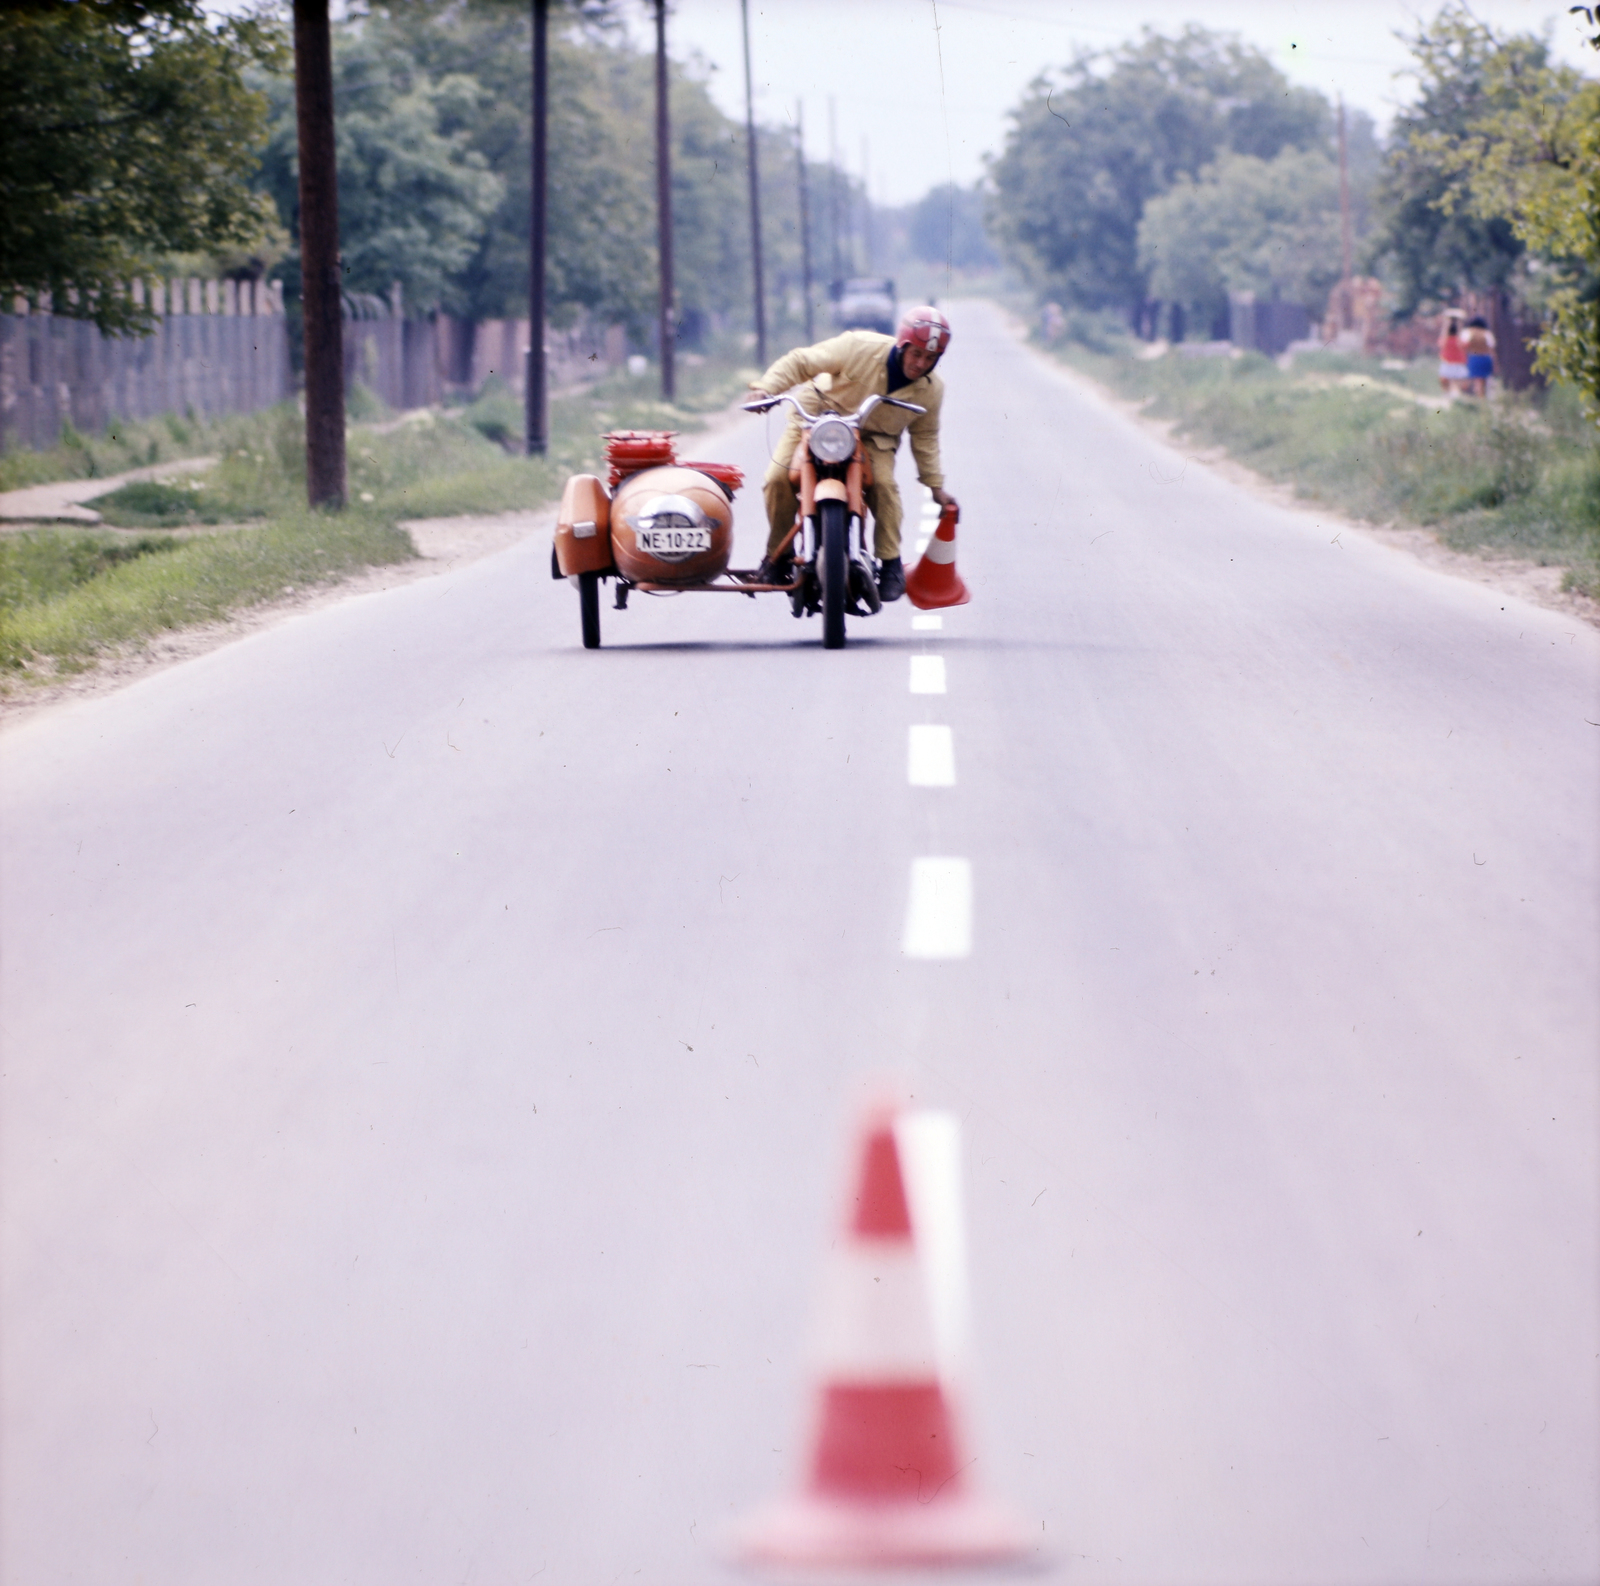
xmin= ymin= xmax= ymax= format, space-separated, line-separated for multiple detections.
xmin=747 ymin=381 xmax=771 ymax=394
xmin=931 ymin=487 xmax=958 ymax=512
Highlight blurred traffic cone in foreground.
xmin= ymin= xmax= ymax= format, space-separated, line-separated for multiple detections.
xmin=905 ymin=504 xmax=970 ymax=610
xmin=734 ymin=1102 xmax=1030 ymax=1568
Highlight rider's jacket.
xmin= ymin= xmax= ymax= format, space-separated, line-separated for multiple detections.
xmin=754 ymin=330 xmax=945 ymax=491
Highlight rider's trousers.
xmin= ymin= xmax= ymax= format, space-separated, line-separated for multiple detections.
xmin=762 ymin=446 xmax=904 ymax=560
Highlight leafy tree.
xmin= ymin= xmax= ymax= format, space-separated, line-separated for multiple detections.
xmin=654 ymin=52 xmax=751 ymax=342
xmin=238 ymin=0 xmax=857 ymax=349
xmin=1517 ymin=104 xmax=1600 ymax=417
xmin=254 ymin=22 xmax=504 ymax=314
xmin=313 ymin=2 xmax=849 ymax=349
xmin=1364 ymin=6 xmax=1536 ymax=314
xmin=987 ymin=26 xmax=1328 ymax=323
xmin=359 ymin=2 xmax=657 ymax=330
xmin=1138 ymin=148 xmax=1344 ymax=328
xmin=0 ymin=0 xmax=284 ymax=334
xmin=908 ymin=184 xmax=998 ymax=272
xmin=1443 ymin=24 xmax=1600 ymax=414
xmin=1338 ymin=107 xmax=1384 ymax=248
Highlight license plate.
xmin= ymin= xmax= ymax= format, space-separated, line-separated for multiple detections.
xmin=638 ymin=526 xmax=711 ymax=555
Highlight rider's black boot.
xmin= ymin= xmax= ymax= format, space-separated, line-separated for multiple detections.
xmin=877 ymin=556 xmax=906 ymax=602
xmin=756 ymin=552 xmax=793 ymax=586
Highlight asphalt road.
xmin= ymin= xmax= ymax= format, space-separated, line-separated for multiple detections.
xmin=4 ymin=299 xmax=1597 ymax=1585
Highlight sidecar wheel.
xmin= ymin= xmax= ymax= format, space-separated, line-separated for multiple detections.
xmin=820 ymin=500 xmax=848 ymax=650
xmin=578 ymin=571 xmax=601 ymax=649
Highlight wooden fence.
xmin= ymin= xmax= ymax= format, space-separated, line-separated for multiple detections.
xmin=1 ymin=279 xmax=292 ymax=452
xmin=343 ymin=313 xmax=628 ymax=411
xmin=1 ymin=277 xmax=634 ymax=452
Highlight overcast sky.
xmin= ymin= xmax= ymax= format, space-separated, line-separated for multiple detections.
xmin=214 ymin=2 xmax=1599 ymax=207
xmin=621 ymin=0 xmax=1599 ymax=205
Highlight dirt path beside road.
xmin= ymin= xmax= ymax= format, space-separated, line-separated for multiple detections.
xmin=0 ymin=455 xmax=217 ymax=526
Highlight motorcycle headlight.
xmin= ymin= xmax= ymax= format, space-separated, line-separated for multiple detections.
xmin=809 ymin=417 xmax=855 ymax=464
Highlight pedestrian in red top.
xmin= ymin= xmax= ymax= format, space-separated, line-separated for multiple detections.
xmin=1438 ymin=314 xmax=1467 ymax=394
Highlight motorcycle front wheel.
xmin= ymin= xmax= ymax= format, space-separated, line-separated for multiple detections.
xmin=819 ymin=499 xmax=848 ymax=649
xmin=578 ymin=571 xmax=601 ymax=649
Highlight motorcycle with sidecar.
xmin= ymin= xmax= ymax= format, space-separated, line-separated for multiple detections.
xmin=551 ymin=392 xmax=953 ymax=649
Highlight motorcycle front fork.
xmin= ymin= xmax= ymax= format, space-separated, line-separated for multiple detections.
xmin=804 ymin=513 xmax=872 ymax=562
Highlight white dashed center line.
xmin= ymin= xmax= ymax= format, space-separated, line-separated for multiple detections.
xmin=907 ymin=724 xmax=956 ymax=786
xmin=902 ymin=532 xmax=967 ymax=957
xmin=902 ymin=858 xmax=973 ymax=959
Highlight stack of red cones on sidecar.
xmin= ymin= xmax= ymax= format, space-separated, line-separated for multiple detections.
xmin=733 ymin=1100 xmax=1031 ymax=1568
xmin=905 ymin=503 xmax=971 ymax=610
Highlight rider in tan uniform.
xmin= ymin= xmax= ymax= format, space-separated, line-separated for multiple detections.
xmin=749 ymin=307 xmax=957 ymax=601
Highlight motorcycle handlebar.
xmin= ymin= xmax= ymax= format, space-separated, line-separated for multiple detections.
xmin=743 ymin=393 xmax=813 ymax=422
xmin=740 ymin=391 xmax=926 ymax=423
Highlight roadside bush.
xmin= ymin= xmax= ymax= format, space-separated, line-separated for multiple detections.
xmin=0 ymin=510 xmax=411 ymax=673
xmin=344 ymin=382 xmax=390 ymax=423
xmin=0 ymin=530 xmax=182 ymax=621
xmin=87 ymin=477 xmax=251 ymax=527
xmin=1053 ymin=340 xmax=1600 ymax=596
xmin=460 ymin=378 xmax=521 ymax=451
xmin=1050 ymin=307 xmax=1135 ymax=356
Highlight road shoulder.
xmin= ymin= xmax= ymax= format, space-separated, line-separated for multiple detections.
xmin=999 ymin=307 xmax=1600 ymax=631
xmin=0 ymin=397 xmax=762 ymax=730
xmin=0 ymin=507 xmax=556 ymax=733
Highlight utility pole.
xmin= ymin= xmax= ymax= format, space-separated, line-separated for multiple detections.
xmin=292 ymin=0 xmax=345 ymax=509
xmin=654 ymin=0 xmax=675 ymax=401
xmin=1337 ymin=95 xmax=1353 ymax=288
xmin=1336 ymin=94 xmax=1354 ymax=337
xmin=525 ymin=0 xmax=548 ymax=455
xmin=860 ymin=135 xmax=871 ymax=273
xmin=827 ymin=96 xmax=841 ymax=290
xmin=740 ymin=0 xmax=766 ymax=368
xmin=795 ymin=101 xmax=814 ymax=342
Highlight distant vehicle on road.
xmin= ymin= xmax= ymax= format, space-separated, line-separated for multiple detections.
xmin=831 ymin=277 xmax=897 ymax=335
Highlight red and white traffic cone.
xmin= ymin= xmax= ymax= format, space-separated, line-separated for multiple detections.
xmin=734 ymin=1103 xmax=1031 ymax=1567
xmin=905 ymin=503 xmax=971 ymax=611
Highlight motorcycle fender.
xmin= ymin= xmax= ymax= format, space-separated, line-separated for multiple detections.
xmin=555 ymin=473 xmax=615 ymax=576
xmin=813 ymin=479 xmax=849 ymax=502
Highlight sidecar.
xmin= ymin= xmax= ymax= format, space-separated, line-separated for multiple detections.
xmin=552 ymin=429 xmax=789 ymax=649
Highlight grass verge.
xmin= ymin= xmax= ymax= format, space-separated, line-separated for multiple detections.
xmin=1 ymin=348 xmax=757 ymax=688
xmin=1045 ymin=334 xmax=1600 ymax=598
xmin=0 ymin=412 xmax=211 ymax=495
xmin=2 ymin=511 xmax=411 ymax=675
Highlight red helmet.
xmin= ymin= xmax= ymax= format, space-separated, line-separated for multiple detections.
xmin=896 ymin=306 xmax=952 ymax=358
